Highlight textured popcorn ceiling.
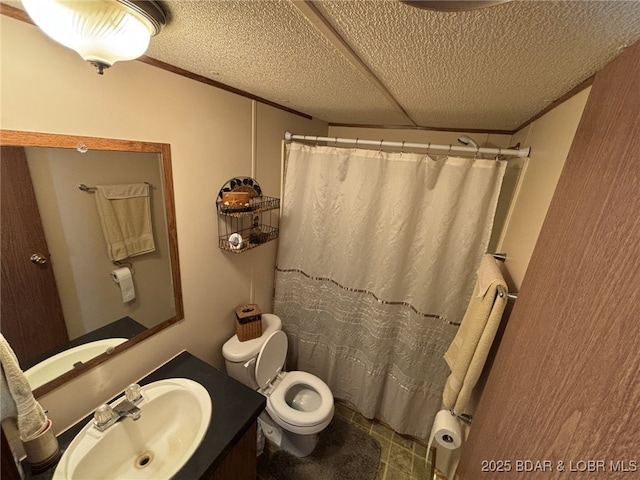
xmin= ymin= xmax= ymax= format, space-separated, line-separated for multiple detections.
xmin=145 ymin=0 xmax=413 ymax=126
xmin=146 ymin=0 xmax=640 ymax=131
xmin=10 ymin=0 xmax=640 ymax=131
xmin=312 ymin=0 xmax=640 ymax=130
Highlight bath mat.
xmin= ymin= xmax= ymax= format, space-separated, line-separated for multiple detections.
xmin=262 ymin=416 xmax=381 ymax=480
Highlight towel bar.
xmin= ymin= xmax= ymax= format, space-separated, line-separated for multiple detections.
xmin=492 ymin=255 xmax=516 ymax=300
xmin=78 ymin=181 xmax=153 ymax=192
xmin=497 ymin=285 xmax=517 ymax=301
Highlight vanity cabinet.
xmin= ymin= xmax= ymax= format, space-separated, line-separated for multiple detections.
xmin=216 ymin=177 xmax=280 ymax=253
xmin=209 ymin=422 xmax=257 ymax=480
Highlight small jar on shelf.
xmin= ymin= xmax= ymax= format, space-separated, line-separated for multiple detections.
xmin=249 ymin=215 xmax=269 ymax=245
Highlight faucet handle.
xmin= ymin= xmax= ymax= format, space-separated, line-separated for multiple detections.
xmin=125 ymin=383 xmax=142 ymax=403
xmin=94 ymin=404 xmax=114 ymax=426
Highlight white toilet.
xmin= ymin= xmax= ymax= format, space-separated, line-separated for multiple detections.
xmin=222 ymin=313 xmax=334 ymax=457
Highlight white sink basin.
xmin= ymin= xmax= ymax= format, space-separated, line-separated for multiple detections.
xmin=25 ymin=338 xmax=128 ymax=390
xmin=53 ymin=378 xmax=212 ymax=480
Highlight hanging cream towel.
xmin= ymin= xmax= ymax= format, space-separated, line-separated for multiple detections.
xmin=95 ymin=183 xmax=155 ymax=261
xmin=0 ymin=334 xmax=48 ymax=441
xmin=442 ymin=254 xmax=508 ymax=415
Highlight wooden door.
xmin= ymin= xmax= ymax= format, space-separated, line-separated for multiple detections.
xmin=1 ymin=429 xmax=20 ymax=480
xmin=1 ymin=146 xmax=68 ymax=365
xmin=456 ymin=41 xmax=640 ymax=479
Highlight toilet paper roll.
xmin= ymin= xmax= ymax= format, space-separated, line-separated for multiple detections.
xmin=111 ymin=267 xmax=135 ymax=302
xmin=427 ymin=410 xmax=462 ymax=455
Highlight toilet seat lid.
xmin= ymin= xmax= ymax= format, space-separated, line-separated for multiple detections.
xmin=255 ymin=330 xmax=288 ymax=390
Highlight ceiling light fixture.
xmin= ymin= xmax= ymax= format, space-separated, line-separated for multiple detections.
xmin=21 ymin=0 xmax=167 ymax=75
xmin=401 ymin=1 xmax=511 ymax=12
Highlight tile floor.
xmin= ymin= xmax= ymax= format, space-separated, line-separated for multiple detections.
xmin=257 ymin=400 xmax=433 ymax=480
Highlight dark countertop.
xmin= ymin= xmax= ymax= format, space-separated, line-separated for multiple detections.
xmin=25 ymin=351 xmax=266 ymax=479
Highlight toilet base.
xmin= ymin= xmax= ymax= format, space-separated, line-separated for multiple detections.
xmin=258 ymin=413 xmax=319 ymax=458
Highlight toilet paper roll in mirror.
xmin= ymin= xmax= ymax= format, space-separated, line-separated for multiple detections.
xmin=428 ymin=409 xmax=462 ymax=453
xmin=111 ymin=267 xmax=135 ymax=303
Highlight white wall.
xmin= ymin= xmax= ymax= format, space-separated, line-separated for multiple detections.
xmin=497 ymin=88 xmax=591 ymax=289
xmin=1 ymin=15 xmax=326 ymax=432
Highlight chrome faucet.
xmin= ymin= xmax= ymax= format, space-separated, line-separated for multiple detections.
xmin=93 ymin=384 xmax=143 ymax=432
xmin=114 ymin=399 xmax=141 ymax=420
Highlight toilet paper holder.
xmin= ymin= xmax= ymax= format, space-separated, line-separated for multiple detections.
xmin=113 ymin=260 xmax=133 ymax=269
xmin=449 ymin=409 xmax=473 ymax=426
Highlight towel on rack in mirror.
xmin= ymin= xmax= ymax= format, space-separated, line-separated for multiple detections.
xmin=442 ymin=254 xmax=508 ymax=415
xmin=94 ymin=183 xmax=155 ymax=261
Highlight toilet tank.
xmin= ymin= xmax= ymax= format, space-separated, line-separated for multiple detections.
xmin=222 ymin=313 xmax=282 ymax=389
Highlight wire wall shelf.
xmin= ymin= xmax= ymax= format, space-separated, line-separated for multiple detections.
xmin=216 ymin=196 xmax=280 ymax=216
xmin=217 ymin=223 xmax=279 ymax=253
xmin=216 ymin=177 xmax=280 ymax=253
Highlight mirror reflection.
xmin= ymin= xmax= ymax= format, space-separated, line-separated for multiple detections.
xmin=0 ymin=131 xmax=183 ymax=395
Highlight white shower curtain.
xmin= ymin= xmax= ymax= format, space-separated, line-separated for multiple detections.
xmin=274 ymin=142 xmax=506 ymax=440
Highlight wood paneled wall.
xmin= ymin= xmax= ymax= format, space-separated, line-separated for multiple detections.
xmin=456 ymin=40 xmax=640 ymax=479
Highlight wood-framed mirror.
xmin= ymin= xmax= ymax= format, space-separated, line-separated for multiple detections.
xmin=0 ymin=129 xmax=183 ymax=397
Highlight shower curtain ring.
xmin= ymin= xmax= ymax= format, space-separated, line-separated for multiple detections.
xmin=356 ymin=138 xmax=359 ymax=148
xmin=379 ymin=139 xmax=384 ymax=153
xmin=315 ymin=136 xmax=319 ymax=146
xmin=401 ymin=140 xmax=405 ymax=154
xmin=448 ymin=144 xmax=452 ymax=155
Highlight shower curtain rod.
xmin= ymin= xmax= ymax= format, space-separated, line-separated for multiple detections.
xmin=284 ymin=132 xmax=531 ymax=158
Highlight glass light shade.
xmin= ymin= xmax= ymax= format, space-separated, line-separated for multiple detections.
xmin=22 ymin=0 xmax=164 ymax=74
xmin=401 ymin=1 xmax=512 ymax=11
